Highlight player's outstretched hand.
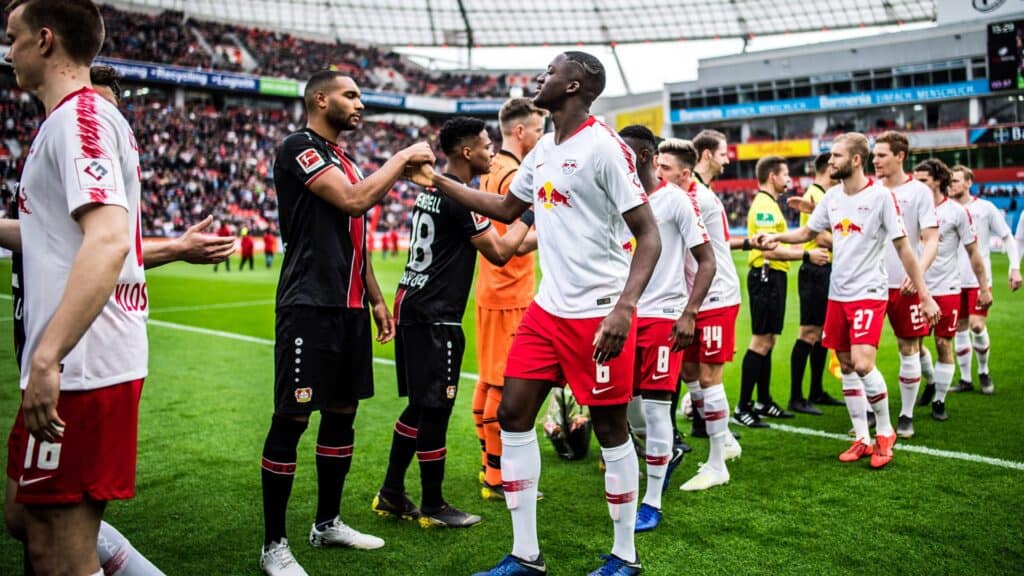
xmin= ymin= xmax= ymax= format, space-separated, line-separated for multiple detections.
xmin=1010 ymin=269 xmax=1022 ymax=292
xmin=405 ymin=162 xmax=435 ymax=187
xmin=921 ymin=295 xmax=941 ymax=326
xmin=593 ymin=306 xmax=632 ymax=363
xmin=786 ymin=195 xmax=816 ymax=214
xmin=402 ymin=142 xmax=436 ymax=166
xmin=23 ymin=358 xmax=65 ymax=443
xmin=372 ymin=301 xmax=395 ymax=344
xmin=899 ymin=276 xmax=917 ymax=296
xmin=808 ymin=248 xmax=830 ymax=266
xmin=977 ymin=287 xmax=993 ymax=310
xmin=751 ymin=233 xmax=778 ymax=250
xmin=177 ymin=215 xmax=236 ymax=264
xmin=670 ymin=310 xmax=697 ymax=351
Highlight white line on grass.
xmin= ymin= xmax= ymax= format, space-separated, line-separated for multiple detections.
xmin=18 ymin=315 xmax=1018 ymax=473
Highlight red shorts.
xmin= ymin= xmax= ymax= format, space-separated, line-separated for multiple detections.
xmin=932 ymin=294 xmax=962 ymax=339
xmin=505 ymin=302 xmax=636 ymax=406
xmin=959 ymin=287 xmax=989 ymax=318
xmin=886 ymin=289 xmax=930 ymax=338
xmin=682 ymin=305 xmax=739 ymax=365
xmin=822 ymin=299 xmax=888 ymax=352
xmin=633 ymin=318 xmax=682 ymax=393
xmin=7 ymin=379 xmax=144 ymax=505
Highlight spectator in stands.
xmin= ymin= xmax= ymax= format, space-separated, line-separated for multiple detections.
xmin=239 ymin=227 xmax=254 ymax=271
xmin=214 ymin=220 xmax=233 ymax=272
xmin=263 ymin=227 xmax=277 ymax=269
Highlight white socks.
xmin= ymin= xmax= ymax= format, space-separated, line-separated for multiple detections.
xmin=602 ymin=440 xmax=639 ymax=564
xmin=920 ymin=346 xmax=935 ymax=384
xmin=973 ymin=328 xmax=991 ymax=375
xmin=862 ymin=368 xmax=893 ymax=436
xmin=898 ymin=354 xmax=921 ymax=418
xmin=97 ymin=521 xmax=165 ymax=576
xmin=501 ymin=429 xmax=541 ymax=562
xmin=685 ymin=380 xmax=704 ymax=418
xmin=843 ymin=372 xmax=870 ymax=443
xmin=640 ymin=399 xmax=672 ymax=509
xmin=955 ymin=329 xmax=973 ymax=383
xmin=934 ymin=362 xmax=956 ymax=403
xmin=703 ymin=384 xmax=730 ymax=471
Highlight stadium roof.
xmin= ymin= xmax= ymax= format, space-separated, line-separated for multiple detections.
xmin=106 ymin=0 xmax=937 ymax=48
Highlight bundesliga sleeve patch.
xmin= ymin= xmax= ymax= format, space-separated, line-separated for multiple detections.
xmin=74 ymin=158 xmax=117 ymax=192
xmin=472 ymin=212 xmax=490 ymax=231
xmin=296 ymin=149 xmax=326 ymax=174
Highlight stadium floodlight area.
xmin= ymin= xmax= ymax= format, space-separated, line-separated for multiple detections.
xmin=103 ymin=0 xmax=935 ymax=47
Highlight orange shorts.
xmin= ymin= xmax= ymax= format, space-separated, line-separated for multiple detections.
xmin=476 ymin=305 xmax=529 ymax=386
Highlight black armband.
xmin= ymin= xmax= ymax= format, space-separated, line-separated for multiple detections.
xmin=742 ymin=238 xmax=751 ymax=251
xmin=803 ymin=250 xmax=810 ymax=264
xmin=520 ymin=209 xmax=536 ymax=227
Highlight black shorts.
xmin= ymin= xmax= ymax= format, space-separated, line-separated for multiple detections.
xmin=395 ymin=323 xmax=466 ymax=409
xmin=748 ymin=267 xmax=788 ymax=335
xmin=798 ymin=262 xmax=831 ymax=327
xmin=274 ymin=306 xmax=373 ymax=414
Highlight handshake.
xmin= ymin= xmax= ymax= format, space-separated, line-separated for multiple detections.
xmin=399 ymin=142 xmax=437 ymax=187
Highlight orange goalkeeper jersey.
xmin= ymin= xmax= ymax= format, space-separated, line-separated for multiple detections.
xmin=476 ymin=149 xmax=535 ymax=309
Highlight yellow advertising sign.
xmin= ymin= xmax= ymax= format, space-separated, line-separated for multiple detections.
xmin=615 ymin=105 xmax=665 ymax=133
xmin=735 ymin=139 xmax=813 ymax=160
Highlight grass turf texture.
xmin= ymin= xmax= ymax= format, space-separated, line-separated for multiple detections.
xmin=0 ymin=253 xmax=1022 ymax=575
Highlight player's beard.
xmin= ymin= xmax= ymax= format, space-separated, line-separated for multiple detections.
xmin=831 ymin=163 xmax=853 ymax=180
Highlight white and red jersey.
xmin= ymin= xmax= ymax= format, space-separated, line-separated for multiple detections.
xmin=509 ymin=116 xmax=648 ymax=318
xmin=17 ymin=87 xmax=147 ymax=391
xmin=926 ymin=197 xmax=976 ymax=296
xmin=638 ymin=181 xmax=709 ymax=319
xmin=884 ymin=177 xmax=937 ymax=288
xmin=958 ymin=196 xmax=1015 ymax=288
xmin=685 ymin=181 xmax=741 ymax=312
xmin=807 ymin=179 xmax=906 ymax=302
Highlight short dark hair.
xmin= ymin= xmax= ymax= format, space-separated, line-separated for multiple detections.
xmin=914 ymin=158 xmax=951 ymax=192
xmin=755 ymin=155 xmax=787 ymax=184
xmin=303 ymin=70 xmax=348 ymax=111
xmin=499 ymin=97 xmax=545 ymax=134
xmin=6 ymin=0 xmax=104 ymax=65
xmin=619 ymin=125 xmax=657 ymax=156
xmin=90 ymin=64 xmax=121 ymax=104
xmin=693 ymin=129 xmax=726 ymax=161
xmin=440 ymin=116 xmax=487 ymax=155
xmin=563 ymin=51 xmax=606 ymax=100
xmin=814 ymin=152 xmax=831 ymax=175
xmin=658 ymin=138 xmax=698 ymax=171
xmin=876 ymin=130 xmax=910 ymax=159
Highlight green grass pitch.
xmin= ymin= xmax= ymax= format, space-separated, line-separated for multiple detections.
xmin=0 ymin=253 xmax=1022 ymax=575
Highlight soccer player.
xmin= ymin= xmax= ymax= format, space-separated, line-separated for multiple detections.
xmin=373 ymin=117 xmax=532 ymax=528
xmin=692 ymin=128 xmax=729 ymax=192
xmin=911 ymin=159 xmax=991 ymax=425
xmin=259 ymin=70 xmax=435 ymax=576
xmin=948 ymin=165 xmax=1021 ymax=394
xmin=264 ymin=227 xmax=278 ymax=269
xmin=656 ymin=138 xmax=743 ymax=490
xmin=873 ymin=131 xmax=939 ymax=425
xmin=754 ymin=132 xmax=940 ymax=469
xmin=788 ymin=153 xmax=842 ymax=413
xmin=2 ymin=2 xmax=148 ymax=574
xmin=472 ymin=98 xmax=543 ymax=501
xmin=739 ymin=156 xmax=812 ymax=421
xmin=618 ymin=125 xmax=715 ymax=531
xmin=415 ymin=51 xmax=661 ymax=576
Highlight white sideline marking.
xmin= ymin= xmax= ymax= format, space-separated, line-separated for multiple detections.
xmin=150 ymin=300 xmax=275 ymax=314
xmin=769 ymin=423 xmax=1024 ymax=471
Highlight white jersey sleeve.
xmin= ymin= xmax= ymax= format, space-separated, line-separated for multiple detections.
xmin=927 ymin=199 xmax=974 ymax=296
xmin=57 ymin=102 xmax=131 ymax=216
xmin=595 ymin=133 xmax=648 ymax=215
xmin=509 ymin=141 xmax=540 ymax=204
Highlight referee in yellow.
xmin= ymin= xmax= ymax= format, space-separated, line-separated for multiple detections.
xmin=733 ymin=156 xmax=806 ymax=427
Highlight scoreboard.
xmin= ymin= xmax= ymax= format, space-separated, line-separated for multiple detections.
xmin=988 ymin=19 xmax=1024 ymax=91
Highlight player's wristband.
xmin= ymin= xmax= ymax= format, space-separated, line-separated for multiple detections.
xmin=803 ymin=250 xmax=810 ymax=264
xmin=520 ymin=209 xmax=535 ymax=227
xmin=742 ymin=238 xmax=751 ymax=251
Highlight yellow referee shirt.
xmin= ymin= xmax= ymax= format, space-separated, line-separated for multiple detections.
xmin=801 ymin=183 xmax=829 ymax=253
xmin=748 ymin=191 xmax=789 ymax=271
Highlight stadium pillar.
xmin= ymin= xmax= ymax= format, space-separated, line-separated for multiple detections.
xmin=969 ymin=98 xmax=981 ymax=126
xmin=174 ymin=87 xmax=185 ymax=109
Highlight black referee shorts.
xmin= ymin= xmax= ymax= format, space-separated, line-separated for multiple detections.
xmin=274 ymin=306 xmax=374 ymax=414
xmin=395 ymin=323 xmax=466 ymax=409
xmin=798 ymin=262 xmax=831 ymax=327
xmin=748 ymin=267 xmax=788 ymax=336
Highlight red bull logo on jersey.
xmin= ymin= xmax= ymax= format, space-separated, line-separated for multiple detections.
xmin=833 ymin=218 xmax=864 ymax=237
xmin=537 ymin=181 xmax=572 ymax=209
